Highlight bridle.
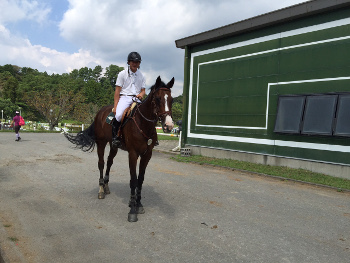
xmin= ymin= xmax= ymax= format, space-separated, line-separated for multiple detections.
xmin=129 ymin=87 xmax=172 ymax=145
xmin=135 ymin=87 xmax=172 ymax=123
xmin=154 ymin=87 xmax=172 ymax=122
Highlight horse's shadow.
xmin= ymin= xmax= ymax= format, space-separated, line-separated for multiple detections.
xmin=91 ymin=182 xmax=176 ymax=218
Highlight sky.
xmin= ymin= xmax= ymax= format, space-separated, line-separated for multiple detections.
xmin=0 ymin=0 xmax=309 ymax=97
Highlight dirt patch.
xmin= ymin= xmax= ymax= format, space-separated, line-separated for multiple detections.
xmin=0 ymin=212 xmax=36 ymax=263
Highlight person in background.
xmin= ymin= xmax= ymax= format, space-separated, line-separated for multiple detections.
xmin=10 ymin=111 xmax=22 ymax=141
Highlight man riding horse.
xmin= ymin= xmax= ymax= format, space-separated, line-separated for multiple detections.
xmin=112 ymin=51 xmax=146 ymax=148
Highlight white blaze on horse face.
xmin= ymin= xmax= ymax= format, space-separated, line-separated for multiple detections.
xmin=164 ymin=94 xmax=169 ymax=112
xmin=163 ymin=94 xmax=174 ymax=131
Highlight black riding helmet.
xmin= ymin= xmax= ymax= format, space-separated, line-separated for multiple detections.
xmin=127 ymin=52 xmax=141 ymax=62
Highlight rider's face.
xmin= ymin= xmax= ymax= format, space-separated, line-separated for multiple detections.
xmin=128 ymin=61 xmax=141 ymax=73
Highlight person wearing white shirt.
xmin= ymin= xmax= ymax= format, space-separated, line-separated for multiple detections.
xmin=112 ymin=51 xmax=146 ymax=148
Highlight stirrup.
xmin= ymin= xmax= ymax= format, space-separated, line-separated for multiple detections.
xmin=112 ymin=137 xmax=121 ymax=148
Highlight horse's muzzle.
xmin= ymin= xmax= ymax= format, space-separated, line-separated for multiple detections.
xmin=162 ymin=125 xmax=173 ymax=133
xmin=162 ymin=115 xmax=174 ymax=133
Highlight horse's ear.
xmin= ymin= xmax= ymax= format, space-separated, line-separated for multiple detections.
xmin=167 ymin=77 xmax=175 ymax=89
xmin=156 ymin=76 xmax=162 ymax=87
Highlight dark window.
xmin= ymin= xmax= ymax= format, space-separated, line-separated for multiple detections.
xmin=334 ymin=95 xmax=350 ymax=137
xmin=274 ymin=93 xmax=350 ymax=137
xmin=274 ymin=96 xmax=305 ymax=134
xmin=301 ymin=95 xmax=337 ymax=136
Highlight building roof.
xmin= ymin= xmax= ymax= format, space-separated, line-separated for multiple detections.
xmin=175 ymin=0 xmax=350 ymax=49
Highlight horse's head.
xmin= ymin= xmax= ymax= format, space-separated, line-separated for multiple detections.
xmin=151 ymin=76 xmax=175 ymax=133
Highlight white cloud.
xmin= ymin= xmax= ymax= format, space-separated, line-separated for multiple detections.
xmin=0 ymin=0 xmax=51 ymax=24
xmin=0 ymin=24 xmax=102 ymax=74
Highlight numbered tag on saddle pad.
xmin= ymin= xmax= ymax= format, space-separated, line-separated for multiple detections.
xmin=106 ymin=112 xmax=115 ymax=125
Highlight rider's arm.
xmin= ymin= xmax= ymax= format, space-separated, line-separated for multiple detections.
xmin=113 ymin=86 xmax=122 ymax=114
xmin=136 ymin=88 xmax=145 ymax=100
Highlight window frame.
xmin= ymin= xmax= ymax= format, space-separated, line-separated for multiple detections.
xmin=274 ymin=92 xmax=350 ymax=138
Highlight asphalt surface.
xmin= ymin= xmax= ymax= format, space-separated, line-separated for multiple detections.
xmin=0 ymin=133 xmax=349 ymax=263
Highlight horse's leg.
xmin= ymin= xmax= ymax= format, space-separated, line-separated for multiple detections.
xmin=128 ymin=151 xmax=139 ymax=222
xmin=136 ymin=151 xmax=152 ymax=214
xmin=97 ymin=141 xmax=107 ymax=199
xmin=103 ymin=145 xmax=118 ymax=195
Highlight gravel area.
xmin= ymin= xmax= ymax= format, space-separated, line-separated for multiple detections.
xmin=0 ymin=133 xmax=349 ymax=263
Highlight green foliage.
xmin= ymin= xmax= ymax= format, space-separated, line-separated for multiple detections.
xmin=173 ymin=94 xmax=183 ymax=104
xmin=0 ymin=98 xmax=18 ymax=119
xmin=3 ymin=76 xmax=19 ymax=103
xmin=172 ymin=102 xmax=183 ymax=123
xmin=104 ymin=64 xmax=124 ymax=87
xmin=25 ymin=89 xmax=85 ymax=130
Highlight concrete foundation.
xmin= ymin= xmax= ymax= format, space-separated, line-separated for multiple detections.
xmin=188 ymin=145 xmax=350 ymax=180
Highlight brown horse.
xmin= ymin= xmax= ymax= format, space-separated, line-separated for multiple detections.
xmin=65 ymin=76 xmax=174 ymax=222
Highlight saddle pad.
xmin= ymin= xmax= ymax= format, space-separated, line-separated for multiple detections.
xmin=121 ymin=102 xmax=137 ymax=123
xmin=106 ymin=112 xmax=115 ymax=125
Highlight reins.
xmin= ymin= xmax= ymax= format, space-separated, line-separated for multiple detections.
xmin=136 ymin=105 xmax=157 ymax=123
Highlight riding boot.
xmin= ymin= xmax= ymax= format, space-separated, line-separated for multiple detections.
xmin=112 ymin=120 xmax=121 ymax=148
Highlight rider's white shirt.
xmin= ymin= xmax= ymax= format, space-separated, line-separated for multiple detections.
xmin=116 ymin=68 xmax=146 ymax=95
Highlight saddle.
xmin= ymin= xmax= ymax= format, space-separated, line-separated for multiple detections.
xmin=106 ymin=102 xmax=138 ymax=137
xmin=120 ymin=102 xmax=138 ymax=124
xmin=106 ymin=102 xmax=138 ymax=124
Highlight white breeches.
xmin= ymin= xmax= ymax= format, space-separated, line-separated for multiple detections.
xmin=115 ymin=96 xmax=141 ymax=122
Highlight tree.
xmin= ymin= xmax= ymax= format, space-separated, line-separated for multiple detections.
xmin=173 ymin=94 xmax=183 ymax=105
xmin=3 ymin=76 xmax=19 ymax=103
xmin=172 ymin=102 xmax=183 ymax=123
xmin=0 ymin=98 xmax=18 ymax=120
xmin=73 ymin=102 xmax=100 ymax=124
xmin=84 ymin=79 xmax=103 ymax=105
xmin=92 ymin=65 xmax=103 ymax=82
xmin=78 ymin=67 xmax=92 ymax=82
xmin=25 ymin=89 xmax=84 ymax=130
xmin=104 ymin=64 xmax=124 ymax=87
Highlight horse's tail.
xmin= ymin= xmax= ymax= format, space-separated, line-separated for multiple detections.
xmin=64 ymin=122 xmax=96 ymax=152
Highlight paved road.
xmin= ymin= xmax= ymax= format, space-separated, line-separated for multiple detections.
xmin=0 ymin=133 xmax=349 ymax=263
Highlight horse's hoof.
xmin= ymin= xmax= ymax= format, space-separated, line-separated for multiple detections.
xmin=98 ymin=192 xmax=105 ymax=199
xmin=104 ymin=185 xmax=110 ymax=194
xmin=136 ymin=206 xmax=145 ymax=214
xmin=128 ymin=213 xmax=138 ymax=222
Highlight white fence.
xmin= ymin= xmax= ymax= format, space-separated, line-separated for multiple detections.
xmin=0 ymin=121 xmax=86 ymax=132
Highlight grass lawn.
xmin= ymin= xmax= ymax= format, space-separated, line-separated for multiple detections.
xmin=156 ymin=128 xmax=179 ymax=140
xmin=172 ymin=155 xmax=350 ymax=191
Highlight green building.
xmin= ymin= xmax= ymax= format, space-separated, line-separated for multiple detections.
xmin=175 ymin=0 xmax=350 ymax=179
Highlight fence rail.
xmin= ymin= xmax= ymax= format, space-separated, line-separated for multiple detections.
xmin=0 ymin=122 xmax=86 ymax=132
